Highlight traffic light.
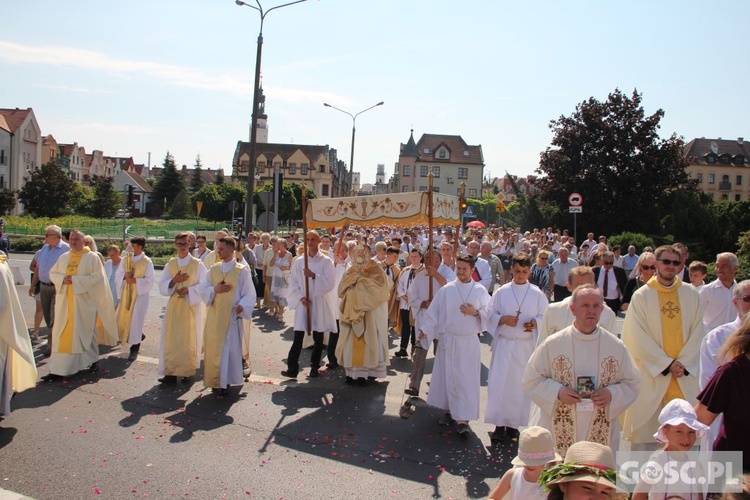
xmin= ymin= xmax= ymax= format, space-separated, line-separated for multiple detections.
xmin=460 ymin=199 xmax=467 ymax=210
xmin=127 ymin=185 xmax=134 ymax=207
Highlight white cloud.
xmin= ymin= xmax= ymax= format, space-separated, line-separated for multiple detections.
xmin=34 ymin=84 xmax=114 ymax=94
xmin=0 ymin=40 xmax=343 ymax=104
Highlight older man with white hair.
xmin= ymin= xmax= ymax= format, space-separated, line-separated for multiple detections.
xmin=699 ymin=252 xmax=740 ymax=333
xmin=32 ymin=225 xmax=70 ymax=357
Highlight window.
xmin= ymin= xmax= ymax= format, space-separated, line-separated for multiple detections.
xmin=458 ymin=167 xmax=468 ymax=179
xmin=420 ymin=165 xmax=428 ymax=177
xmin=720 ymin=155 xmax=731 ymax=165
xmin=0 ymin=150 xmax=5 ymax=165
xmin=289 ymin=163 xmax=296 ymax=174
xmin=469 ymin=188 xmax=477 ymax=197
xmin=432 ymin=166 xmax=440 ymax=177
xmin=708 ymin=174 xmax=715 ymax=184
xmin=707 ymin=154 xmax=716 ymax=164
xmin=721 ymin=194 xmax=728 ymax=200
xmin=402 ymin=186 xmax=410 ymax=192
xmin=737 ymin=175 xmax=742 ymax=186
xmin=274 ymin=162 xmax=281 ymax=172
xmin=257 ymin=161 xmax=266 ymax=173
xmin=403 ymin=165 xmax=411 ymax=177
xmin=438 ymin=149 xmax=446 ymax=159
xmin=321 ymin=184 xmax=329 ymax=196
xmin=722 ymin=175 xmax=730 ymax=183
xmin=419 ymin=185 xmax=427 ymax=191
xmin=433 ymin=186 xmax=440 ymax=193
xmin=735 ymin=194 xmax=741 ymax=201
xmin=696 ymin=172 xmax=703 ymax=182
xmin=301 ymin=164 xmax=308 ymax=175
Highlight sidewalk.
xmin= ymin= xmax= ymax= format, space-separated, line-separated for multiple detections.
xmin=0 ymin=489 xmax=33 ymax=500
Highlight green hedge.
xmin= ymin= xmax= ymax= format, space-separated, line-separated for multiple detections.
xmin=11 ymin=236 xmax=45 ymax=252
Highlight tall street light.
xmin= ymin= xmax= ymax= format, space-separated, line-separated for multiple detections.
xmin=323 ymin=101 xmax=383 ymax=195
xmin=236 ymin=0 xmax=308 ymax=229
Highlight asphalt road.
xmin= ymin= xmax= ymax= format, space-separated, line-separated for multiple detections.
xmin=1 ymin=255 xmax=515 ymax=500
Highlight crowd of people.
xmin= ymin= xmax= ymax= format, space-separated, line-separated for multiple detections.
xmin=1 ymin=221 xmax=749 ymax=499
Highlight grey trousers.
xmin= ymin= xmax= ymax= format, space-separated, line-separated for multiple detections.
xmin=408 ymin=340 xmax=438 ymax=393
xmin=39 ymin=283 xmax=56 ymax=333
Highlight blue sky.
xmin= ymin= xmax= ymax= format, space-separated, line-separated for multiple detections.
xmin=2 ymin=0 xmax=747 ymax=185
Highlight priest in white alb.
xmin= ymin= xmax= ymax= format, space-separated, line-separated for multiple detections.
xmin=537 ymin=266 xmax=617 ymax=346
xmin=523 ymin=285 xmax=640 ymax=455
xmin=621 ymin=245 xmax=704 ymax=448
xmin=419 ymin=254 xmax=491 ymax=436
xmin=199 ymin=236 xmax=255 ymax=395
xmin=0 ymin=254 xmax=37 ymax=416
xmin=46 ymin=230 xmax=118 ymax=378
xmin=157 ymin=232 xmax=207 ymax=384
xmin=485 ymin=252 xmax=548 ymax=443
xmin=115 ymin=236 xmax=155 ymax=361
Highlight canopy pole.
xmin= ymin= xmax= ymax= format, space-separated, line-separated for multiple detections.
xmin=428 ymin=173 xmax=434 ymax=301
xmin=301 ymin=184 xmax=312 ymax=336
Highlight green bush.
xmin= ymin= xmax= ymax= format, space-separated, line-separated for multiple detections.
xmin=146 ymin=243 xmax=177 ymax=258
xmin=608 ymin=232 xmax=655 ymax=253
xmin=11 ymin=236 xmax=44 ymax=252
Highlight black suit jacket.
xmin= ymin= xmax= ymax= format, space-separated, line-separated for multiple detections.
xmin=593 ymin=265 xmax=628 ymax=298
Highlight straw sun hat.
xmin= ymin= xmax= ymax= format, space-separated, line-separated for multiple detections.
xmin=539 ymin=441 xmax=627 ymax=497
xmin=510 ymin=426 xmax=561 ymax=467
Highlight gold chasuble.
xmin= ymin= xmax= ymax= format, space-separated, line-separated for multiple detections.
xmin=163 ymin=257 xmax=200 ymax=376
xmin=58 ymin=248 xmax=87 ymax=354
xmin=648 ymin=277 xmax=685 ymax=403
xmin=336 ymin=255 xmax=391 ymax=370
xmin=203 ymin=262 xmax=242 ymax=388
xmin=116 ymin=254 xmax=149 ymax=344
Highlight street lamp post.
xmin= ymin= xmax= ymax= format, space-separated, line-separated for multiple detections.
xmin=323 ymin=101 xmax=383 ymax=195
xmin=236 ymin=0 xmax=308 ymax=229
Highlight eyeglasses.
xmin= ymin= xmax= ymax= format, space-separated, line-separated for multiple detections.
xmin=540 ymin=257 xmax=549 ymax=260
xmin=175 ymin=242 xmax=189 ymax=247
xmin=641 ymin=265 xmax=656 ymax=270
xmin=603 ymin=261 xmax=614 ymax=266
xmin=658 ymin=259 xmax=681 ymax=266
xmin=740 ymin=296 xmax=750 ymax=303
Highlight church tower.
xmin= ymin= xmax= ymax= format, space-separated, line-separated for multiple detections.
xmin=249 ymin=85 xmax=269 ymax=144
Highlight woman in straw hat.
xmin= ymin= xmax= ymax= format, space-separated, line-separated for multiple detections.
xmin=538 ymin=441 xmax=628 ymax=499
xmin=489 ymin=426 xmax=561 ymax=500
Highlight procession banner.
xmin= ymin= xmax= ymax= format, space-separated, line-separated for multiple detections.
xmin=306 ymin=191 xmax=459 ymax=228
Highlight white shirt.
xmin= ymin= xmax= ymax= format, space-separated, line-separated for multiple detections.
xmin=699 ymin=279 xmax=737 ymax=332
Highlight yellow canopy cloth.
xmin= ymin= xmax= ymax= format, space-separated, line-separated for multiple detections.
xmin=306 ymin=191 xmax=460 ymax=228
xmin=0 ymin=256 xmax=37 ymax=394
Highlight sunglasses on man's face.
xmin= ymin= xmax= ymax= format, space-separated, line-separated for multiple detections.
xmin=740 ymin=296 xmax=750 ymax=303
xmin=658 ymin=259 xmax=681 ymax=267
xmin=641 ymin=265 xmax=656 ymax=270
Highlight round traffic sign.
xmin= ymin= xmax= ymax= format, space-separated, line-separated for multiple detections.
xmin=568 ymin=192 xmax=583 ymax=206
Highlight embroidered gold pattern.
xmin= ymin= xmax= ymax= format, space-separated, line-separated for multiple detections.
xmin=661 ymin=300 xmax=680 ymax=319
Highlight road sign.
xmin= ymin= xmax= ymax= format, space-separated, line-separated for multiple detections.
xmin=464 ymin=206 xmax=475 ymax=217
xmin=496 ymin=193 xmax=505 ymax=202
xmin=569 ymin=206 xmax=583 ymax=213
xmin=568 ymin=193 xmax=583 ymax=206
xmin=496 ymin=202 xmax=506 ymax=213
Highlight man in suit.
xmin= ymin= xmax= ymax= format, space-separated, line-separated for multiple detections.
xmin=592 ymin=251 xmax=628 ymax=313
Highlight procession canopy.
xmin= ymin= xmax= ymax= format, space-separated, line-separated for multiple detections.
xmin=305 ymin=191 xmax=460 ymax=228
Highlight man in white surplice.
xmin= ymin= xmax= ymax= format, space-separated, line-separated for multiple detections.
xmin=523 ymin=285 xmax=640 ymax=455
xmin=485 ymin=252 xmax=548 ymax=443
xmin=198 ymin=236 xmax=255 ymax=395
xmin=281 ymin=231 xmax=336 ymax=379
xmin=418 ymin=254 xmax=490 ymax=436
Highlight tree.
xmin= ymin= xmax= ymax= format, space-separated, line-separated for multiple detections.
xmin=168 ymin=189 xmax=194 ymax=218
xmin=87 ymin=175 xmax=121 ymax=218
xmin=214 ymin=169 xmax=225 ymax=185
xmin=191 ymin=183 xmax=246 ymax=221
xmin=18 ymin=162 xmax=75 ymax=217
xmin=259 ymin=183 xmax=296 ymax=222
xmin=69 ymin=183 xmax=93 ymax=215
xmin=289 ymin=183 xmax=316 ymax=221
xmin=0 ymin=188 xmax=16 ymax=215
xmin=536 ymin=88 xmax=696 ymax=236
xmin=190 ymin=154 xmax=204 ymax=194
xmin=152 ymin=151 xmax=185 ymax=211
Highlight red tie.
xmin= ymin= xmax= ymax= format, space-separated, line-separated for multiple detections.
xmin=472 ymin=268 xmax=481 ymax=282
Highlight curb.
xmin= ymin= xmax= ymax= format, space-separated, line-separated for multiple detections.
xmin=0 ymin=488 xmax=33 ymax=500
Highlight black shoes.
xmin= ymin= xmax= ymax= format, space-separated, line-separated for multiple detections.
xmin=308 ymin=370 xmax=319 ymax=378
xmin=128 ymin=344 xmax=140 ymax=361
xmin=88 ymin=362 xmax=99 ymax=373
xmin=280 ymin=370 xmax=298 ymax=379
xmin=325 ymin=362 xmax=340 ymax=369
xmin=404 ymin=387 xmax=419 ymax=396
xmin=158 ymin=376 xmax=177 ymax=385
xmin=490 ymin=426 xmax=506 ymax=442
xmin=211 ymin=388 xmax=229 ymax=396
xmin=41 ymin=373 xmax=62 ymax=382
xmin=457 ymin=423 xmax=471 ymax=436
xmin=438 ymin=413 xmax=453 ymax=426
xmin=394 ymin=349 xmax=409 ymax=358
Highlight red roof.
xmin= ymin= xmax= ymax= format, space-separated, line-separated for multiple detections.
xmin=0 ymin=108 xmax=33 ymax=134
